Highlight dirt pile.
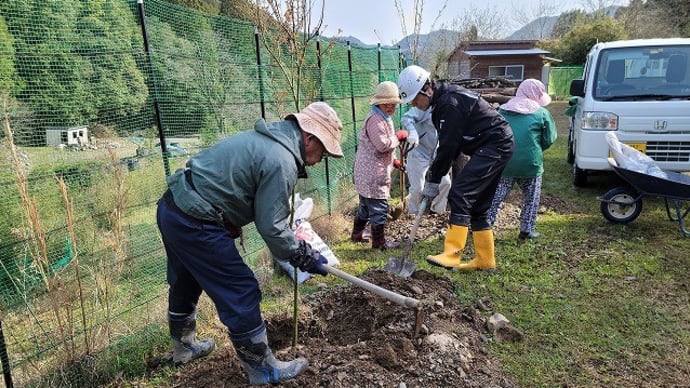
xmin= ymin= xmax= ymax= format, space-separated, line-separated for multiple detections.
xmin=167 ymin=269 xmax=515 ymax=387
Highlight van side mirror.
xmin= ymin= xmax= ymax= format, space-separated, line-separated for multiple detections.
xmin=570 ymin=79 xmax=585 ymax=97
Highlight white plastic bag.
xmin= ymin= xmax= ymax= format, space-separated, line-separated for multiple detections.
xmin=275 ymin=194 xmax=340 ymax=284
xmin=291 ymin=192 xmax=313 ymax=228
xmin=605 ymin=132 xmax=667 ymax=179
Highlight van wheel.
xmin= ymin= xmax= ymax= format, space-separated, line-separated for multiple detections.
xmin=573 ymin=163 xmax=588 ymax=187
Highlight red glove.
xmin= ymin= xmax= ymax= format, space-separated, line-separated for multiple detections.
xmin=396 ymin=130 xmax=408 ymax=141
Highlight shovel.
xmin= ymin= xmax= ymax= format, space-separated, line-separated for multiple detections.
xmin=384 ymin=197 xmax=428 ymax=277
xmin=323 ymin=265 xmax=424 ymax=336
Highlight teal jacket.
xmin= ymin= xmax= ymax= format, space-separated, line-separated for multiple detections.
xmin=167 ymin=119 xmax=307 ymax=259
xmin=498 ymin=107 xmax=557 ymax=178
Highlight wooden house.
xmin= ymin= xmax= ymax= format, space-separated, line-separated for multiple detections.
xmin=446 ymin=40 xmax=551 ymax=83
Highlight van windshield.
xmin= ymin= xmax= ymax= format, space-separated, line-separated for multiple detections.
xmin=593 ymin=45 xmax=690 ymax=100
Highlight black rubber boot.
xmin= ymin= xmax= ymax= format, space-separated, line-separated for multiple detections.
xmin=350 ymin=217 xmax=369 ymax=242
xmin=231 ymin=325 xmax=308 ymax=385
xmin=371 ymin=224 xmax=400 ymax=250
xmin=169 ymin=311 xmax=215 ymax=365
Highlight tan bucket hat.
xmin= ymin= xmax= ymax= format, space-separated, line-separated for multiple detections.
xmin=370 ymin=81 xmax=402 ymax=106
xmin=288 ymin=102 xmax=344 ymax=158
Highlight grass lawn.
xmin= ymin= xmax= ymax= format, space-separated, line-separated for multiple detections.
xmin=417 ymin=101 xmax=690 ymax=386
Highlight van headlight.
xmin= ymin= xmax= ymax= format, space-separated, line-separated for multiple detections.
xmin=582 ymin=111 xmax=618 ymax=130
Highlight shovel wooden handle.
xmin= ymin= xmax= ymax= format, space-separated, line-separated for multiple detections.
xmin=323 ymin=265 xmax=420 ymax=309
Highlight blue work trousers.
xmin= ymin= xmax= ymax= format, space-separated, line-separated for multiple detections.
xmin=355 ymin=196 xmax=389 ymax=226
xmin=156 ymin=193 xmax=262 ymax=335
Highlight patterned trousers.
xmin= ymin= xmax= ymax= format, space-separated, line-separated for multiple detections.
xmin=488 ymin=176 xmax=542 ymax=234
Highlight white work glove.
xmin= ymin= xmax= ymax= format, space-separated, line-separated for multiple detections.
xmin=406 ymin=130 xmax=419 ymax=149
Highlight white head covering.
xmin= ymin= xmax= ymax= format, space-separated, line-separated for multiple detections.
xmin=501 ymin=79 xmax=551 ymax=114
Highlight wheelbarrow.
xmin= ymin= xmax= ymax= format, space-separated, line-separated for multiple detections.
xmin=598 ymin=158 xmax=690 ymax=236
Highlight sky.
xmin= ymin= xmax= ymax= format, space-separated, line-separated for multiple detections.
xmin=318 ymin=0 xmax=630 ymax=45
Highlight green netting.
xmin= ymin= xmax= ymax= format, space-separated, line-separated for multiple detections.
xmin=0 ymin=0 xmax=400 ymax=385
xmin=549 ymin=66 xmax=585 ymax=99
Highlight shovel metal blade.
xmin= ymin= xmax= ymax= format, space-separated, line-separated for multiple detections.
xmin=384 ymin=256 xmax=416 ymax=278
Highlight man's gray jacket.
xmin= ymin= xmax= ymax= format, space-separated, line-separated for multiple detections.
xmin=167 ymin=118 xmax=307 ymax=260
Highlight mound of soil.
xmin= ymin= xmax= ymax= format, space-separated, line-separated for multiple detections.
xmin=166 ymin=269 xmax=515 ymax=387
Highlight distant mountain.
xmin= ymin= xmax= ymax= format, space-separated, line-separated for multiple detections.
xmin=507 ymin=5 xmax=621 ymax=40
xmin=397 ymin=29 xmax=458 ymax=67
xmin=328 ymin=5 xmax=624 ymax=67
xmin=506 ymin=16 xmax=559 ymax=40
xmin=332 ymin=35 xmax=372 ymax=48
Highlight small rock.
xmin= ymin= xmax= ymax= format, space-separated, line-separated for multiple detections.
xmin=425 ymin=333 xmax=458 ymax=351
xmin=476 ymin=296 xmax=493 ymax=311
xmin=410 ymin=285 xmax=423 ymax=295
xmin=487 ymin=313 xmax=510 ymax=332
xmin=494 ymin=324 xmax=524 ymax=343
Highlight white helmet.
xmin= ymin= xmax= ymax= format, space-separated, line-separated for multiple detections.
xmin=397 ymin=65 xmax=430 ymax=104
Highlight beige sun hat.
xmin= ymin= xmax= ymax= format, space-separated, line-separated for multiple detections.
xmin=288 ymin=102 xmax=344 ymax=158
xmin=370 ymin=81 xmax=402 ymax=106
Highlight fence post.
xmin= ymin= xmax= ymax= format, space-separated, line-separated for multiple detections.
xmin=0 ymin=320 xmax=12 ymax=388
xmin=347 ymin=42 xmax=357 ymax=152
xmin=315 ymin=35 xmax=332 ymax=214
xmin=254 ymin=26 xmax=266 ymax=120
xmin=137 ymin=0 xmax=170 ymax=176
xmin=377 ymin=43 xmax=382 ymax=82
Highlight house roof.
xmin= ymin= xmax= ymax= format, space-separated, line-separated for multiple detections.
xmin=463 ymin=48 xmax=550 ymax=56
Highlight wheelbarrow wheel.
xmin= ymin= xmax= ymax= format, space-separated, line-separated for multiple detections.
xmin=600 ymin=187 xmax=642 ymax=224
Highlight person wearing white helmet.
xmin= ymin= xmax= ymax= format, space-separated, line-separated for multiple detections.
xmin=401 ymin=105 xmax=452 ymax=215
xmin=397 ymin=65 xmax=514 ymax=271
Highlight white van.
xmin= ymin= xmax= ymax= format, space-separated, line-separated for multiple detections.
xmin=568 ymin=38 xmax=690 ymax=186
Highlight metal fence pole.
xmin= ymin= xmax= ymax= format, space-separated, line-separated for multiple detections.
xmin=254 ymin=26 xmax=266 ymax=120
xmin=377 ymin=43 xmax=382 ymax=82
xmin=315 ymin=36 xmax=332 ymax=214
xmin=0 ymin=320 xmax=13 ymax=388
xmin=347 ymin=42 xmax=357 ymax=153
xmin=137 ymin=0 xmax=170 ymax=176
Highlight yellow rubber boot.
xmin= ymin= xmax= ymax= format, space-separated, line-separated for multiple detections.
xmin=426 ymin=225 xmax=468 ymax=269
xmin=457 ymin=229 xmax=496 ymax=271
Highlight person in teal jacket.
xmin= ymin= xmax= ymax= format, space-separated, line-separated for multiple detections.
xmin=488 ymin=79 xmax=557 ymax=240
xmin=157 ymin=102 xmax=343 ymax=385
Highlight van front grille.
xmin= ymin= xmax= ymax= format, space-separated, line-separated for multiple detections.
xmin=646 ymin=141 xmax=690 ymax=162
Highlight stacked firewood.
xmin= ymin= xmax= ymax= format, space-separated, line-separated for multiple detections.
xmin=447 ymin=77 xmax=517 ymax=105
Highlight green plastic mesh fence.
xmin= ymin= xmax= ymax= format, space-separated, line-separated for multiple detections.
xmin=0 ymin=0 xmax=400 ymax=385
xmin=548 ymin=66 xmax=585 ymax=99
